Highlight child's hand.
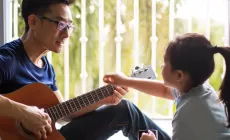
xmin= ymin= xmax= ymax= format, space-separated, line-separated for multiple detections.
xmin=140 ymin=130 xmax=157 ymax=140
xmin=103 ymin=72 xmax=129 ymax=87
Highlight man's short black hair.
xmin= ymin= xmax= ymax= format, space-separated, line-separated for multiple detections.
xmin=22 ymin=0 xmax=75 ymax=32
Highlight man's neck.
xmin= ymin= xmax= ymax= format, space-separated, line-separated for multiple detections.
xmin=20 ymin=31 xmax=49 ymax=68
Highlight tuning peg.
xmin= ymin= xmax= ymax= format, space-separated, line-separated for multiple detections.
xmin=144 ymin=68 xmax=148 ymax=71
xmin=135 ymin=66 xmax=140 ymax=70
xmin=140 ymin=64 xmax=144 ymax=68
xmin=131 ymin=68 xmax=134 ymax=74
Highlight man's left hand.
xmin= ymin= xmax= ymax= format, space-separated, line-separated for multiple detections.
xmin=102 ymin=86 xmax=129 ymax=105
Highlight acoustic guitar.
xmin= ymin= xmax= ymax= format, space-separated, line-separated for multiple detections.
xmin=0 ymin=65 xmax=156 ymax=140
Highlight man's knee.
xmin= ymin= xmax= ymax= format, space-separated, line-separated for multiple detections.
xmin=116 ymin=99 xmax=130 ymax=111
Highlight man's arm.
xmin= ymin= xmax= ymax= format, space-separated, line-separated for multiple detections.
xmin=0 ymin=94 xmax=22 ymax=118
xmin=0 ymin=94 xmax=52 ymax=139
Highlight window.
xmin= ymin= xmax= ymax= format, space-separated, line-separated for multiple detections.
xmin=1 ymin=0 xmax=229 ymax=137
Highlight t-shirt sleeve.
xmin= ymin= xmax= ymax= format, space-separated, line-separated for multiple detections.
xmin=0 ymin=49 xmax=16 ymax=83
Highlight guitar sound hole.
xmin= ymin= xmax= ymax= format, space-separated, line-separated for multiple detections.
xmin=20 ymin=123 xmax=34 ymax=135
xmin=15 ymin=121 xmax=36 ymax=139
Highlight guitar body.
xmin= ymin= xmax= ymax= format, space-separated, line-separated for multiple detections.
xmin=0 ymin=83 xmax=65 ymax=140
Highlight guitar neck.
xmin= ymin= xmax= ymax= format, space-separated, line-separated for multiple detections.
xmin=45 ymin=85 xmax=115 ymax=121
xmin=44 ymin=65 xmax=155 ymax=122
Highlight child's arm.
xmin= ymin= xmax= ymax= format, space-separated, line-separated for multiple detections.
xmin=103 ymin=73 xmax=174 ymax=100
xmin=140 ymin=130 xmax=157 ymax=140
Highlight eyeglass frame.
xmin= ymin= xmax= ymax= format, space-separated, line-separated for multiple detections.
xmin=36 ymin=15 xmax=75 ymax=33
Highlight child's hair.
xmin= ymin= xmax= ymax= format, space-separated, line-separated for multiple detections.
xmin=165 ymin=33 xmax=230 ymax=127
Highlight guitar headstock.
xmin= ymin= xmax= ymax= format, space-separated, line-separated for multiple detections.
xmin=130 ymin=65 xmax=157 ymax=79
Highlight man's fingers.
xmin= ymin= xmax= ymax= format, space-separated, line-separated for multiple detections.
xmin=40 ymin=128 xmax=47 ymax=139
xmin=114 ymin=90 xmax=122 ymax=99
xmin=115 ymin=87 xmax=127 ymax=96
xmin=122 ymin=87 xmax=129 ymax=92
xmin=34 ymin=130 xmax=42 ymax=139
xmin=45 ymin=123 xmax=52 ymax=134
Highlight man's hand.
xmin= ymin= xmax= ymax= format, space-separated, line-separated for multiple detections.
xmin=14 ymin=104 xmax=52 ymax=139
xmin=101 ymin=86 xmax=129 ymax=105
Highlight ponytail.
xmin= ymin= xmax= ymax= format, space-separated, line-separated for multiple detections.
xmin=218 ymin=47 xmax=230 ymax=127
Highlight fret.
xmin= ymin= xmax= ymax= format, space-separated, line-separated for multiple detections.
xmin=60 ymin=103 xmax=68 ymax=117
xmin=102 ymin=86 xmax=110 ymax=97
xmin=56 ymin=104 xmax=64 ymax=117
xmin=84 ymin=93 xmax=91 ymax=105
xmin=96 ymin=89 xmax=103 ymax=100
xmin=94 ymin=89 xmax=101 ymax=101
xmin=99 ymin=88 xmax=105 ymax=98
xmin=78 ymin=95 xmax=86 ymax=108
xmin=73 ymin=97 xmax=82 ymax=110
xmin=82 ymin=94 xmax=90 ymax=106
xmin=101 ymin=87 xmax=108 ymax=97
xmin=85 ymin=92 xmax=94 ymax=104
xmin=45 ymin=108 xmax=55 ymax=122
xmin=80 ymin=96 xmax=87 ymax=107
xmin=90 ymin=91 xmax=98 ymax=102
xmin=68 ymin=99 xmax=75 ymax=112
xmin=55 ymin=106 xmax=62 ymax=119
xmin=108 ymin=85 xmax=115 ymax=92
xmin=89 ymin=91 xmax=96 ymax=103
xmin=104 ymin=86 xmax=111 ymax=96
xmin=72 ymin=98 xmax=80 ymax=111
xmin=81 ymin=95 xmax=87 ymax=107
xmin=50 ymin=107 xmax=58 ymax=121
xmin=63 ymin=102 xmax=71 ymax=115
xmin=65 ymin=101 xmax=72 ymax=113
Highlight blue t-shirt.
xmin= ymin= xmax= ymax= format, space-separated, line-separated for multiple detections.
xmin=0 ymin=38 xmax=58 ymax=94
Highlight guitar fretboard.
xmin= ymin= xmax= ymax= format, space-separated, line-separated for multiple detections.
xmin=45 ymin=85 xmax=115 ymax=121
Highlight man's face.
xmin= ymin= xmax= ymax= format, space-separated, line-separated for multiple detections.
xmin=34 ymin=3 xmax=73 ymax=53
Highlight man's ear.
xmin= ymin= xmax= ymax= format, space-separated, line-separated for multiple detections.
xmin=27 ymin=14 xmax=39 ymax=30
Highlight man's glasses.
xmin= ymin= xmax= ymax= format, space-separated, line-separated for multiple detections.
xmin=36 ymin=15 xmax=75 ymax=34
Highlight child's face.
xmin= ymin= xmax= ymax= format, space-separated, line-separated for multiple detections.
xmin=161 ymin=54 xmax=177 ymax=87
xmin=161 ymin=53 xmax=191 ymax=91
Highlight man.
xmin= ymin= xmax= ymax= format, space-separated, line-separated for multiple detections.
xmin=0 ymin=0 xmax=170 ymax=140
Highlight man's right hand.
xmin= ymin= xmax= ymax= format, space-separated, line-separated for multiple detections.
xmin=16 ymin=105 xmax=52 ymax=139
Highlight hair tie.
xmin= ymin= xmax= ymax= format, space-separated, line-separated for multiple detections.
xmin=211 ymin=45 xmax=219 ymax=54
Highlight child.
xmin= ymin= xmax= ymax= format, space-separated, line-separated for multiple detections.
xmin=103 ymin=33 xmax=230 ymax=140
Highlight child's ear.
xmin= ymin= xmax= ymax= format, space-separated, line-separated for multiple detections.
xmin=175 ymin=70 xmax=186 ymax=82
